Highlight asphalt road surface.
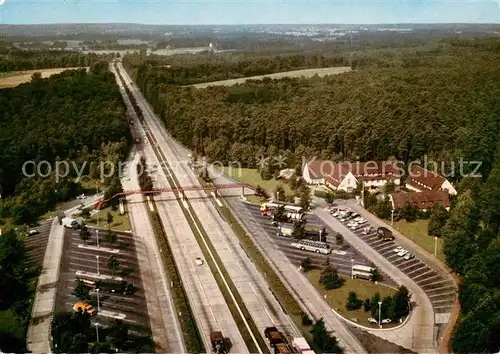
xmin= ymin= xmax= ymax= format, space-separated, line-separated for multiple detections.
xmin=56 ymin=227 xmax=151 ymax=333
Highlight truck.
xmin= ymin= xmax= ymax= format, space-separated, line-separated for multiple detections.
xmin=264 ymin=327 xmax=294 ymax=354
xmin=377 ymin=227 xmax=395 ymax=241
xmin=292 ymin=337 xmax=315 ymax=354
xmin=275 ymin=223 xmax=327 ymax=242
xmin=210 ymin=331 xmax=228 ymax=354
xmin=96 ymin=279 xmax=136 ymax=295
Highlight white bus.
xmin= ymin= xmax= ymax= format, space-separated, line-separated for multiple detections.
xmin=260 ymin=202 xmax=303 ymax=216
xmin=352 ymin=264 xmax=375 ymax=280
xmin=291 ymin=239 xmax=331 ymax=254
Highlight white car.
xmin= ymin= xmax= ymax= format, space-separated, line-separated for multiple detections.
xmin=195 ymin=257 xmax=204 ymax=266
xmin=397 ymin=249 xmax=408 ymax=257
xmin=404 ymin=253 xmax=415 ymax=260
xmin=381 ymin=318 xmax=392 ymax=324
xmin=393 ymin=246 xmax=403 ymax=253
xmin=367 ymin=317 xmax=378 ymax=324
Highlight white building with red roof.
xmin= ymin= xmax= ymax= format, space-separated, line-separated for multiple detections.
xmin=303 ymin=158 xmax=402 ymax=192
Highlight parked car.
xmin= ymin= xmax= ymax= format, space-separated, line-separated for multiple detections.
xmin=397 ymin=249 xmax=408 ymax=257
xmin=381 ymin=318 xmax=392 ymax=324
xmin=195 ymin=257 xmax=204 ymax=266
xmin=393 ymin=246 xmax=404 ymax=253
xmin=367 ymin=317 xmax=378 ymax=324
xmin=73 ymin=301 xmax=97 ymax=316
xmin=404 ymin=253 xmax=415 ymax=260
xmin=28 ymin=229 xmax=39 ymax=236
xmin=362 ymin=226 xmax=375 ymax=235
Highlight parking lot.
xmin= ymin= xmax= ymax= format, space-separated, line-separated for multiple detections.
xmin=24 ymin=220 xmax=52 ymax=266
xmin=55 ymin=226 xmax=151 ymax=334
xmin=244 ymin=204 xmax=397 ymax=288
xmin=326 ymin=206 xmax=457 ymax=315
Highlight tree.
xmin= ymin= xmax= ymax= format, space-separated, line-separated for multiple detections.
xmin=272 ymin=205 xmax=286 ymax=223
xmin=384 ymin=181 xmax=396 ymax=194
xmin=292 ymin=219 xmax=306 ymax=240
xmin=107 ymin=256 xmax=121 ymax=276
xmin=480 ymin=164 xmax=500 ymax=233
xmin=370 ymin=292 xmax=381 ymax=317
xmin=370 ymin=199 xmax=392 ymax=219
xmin=300 ymin=257 xmax=312 ymax=272
xmin=428 ymin=202 xmax=449 ymax=237
xmin=254 ymin=185 xmax=269 ymax=199
xmin=74 ymin=280 xmax=90 ymax=300
xmin=393 ymin=286 xmax=410 ymax=318
xmin=324 ymin=192 xmax=335 ymax=204
xmin=442 ymin=190 xmax=479 ymax=273
xmin=400 ymin=201 xmax=418 ymax=222
xmin=79 ymin=207 xmax=91 ymax=219
xmin=335 ymin=233 xmax=344 ymax=245
xmin=363 ymin=298 xmax=371 ymax=312
xmin=301 ymin=312 xmax=313 ymax=326
xmin=108 ymin=319 xmax=129 ymax=350
xmin=370 ymin=268 xmax=382 ymax=282
xmin=106 ymin=211 xmax=114 ymax=227
xmin=274 ymin=184 xmax=285 ymax=201
xmin=319 ymin=261 xmax=344 ymax=290
xmin=298 ymin=185 xmax=312 ymax=210
xmin=310 ymin=318 xmax=342 ymax=353
xmin=79 ymin=226 xmax=90 ymax=245
xmin=104 ymin=230 xmax=117 ymax=244
xmin=346 ymin=291 xmax=363 ymax=311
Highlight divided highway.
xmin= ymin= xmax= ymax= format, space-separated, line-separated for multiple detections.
xmin=112 ymin=63 xmax=248 ymax=353
xmin=116 ymin=61 xmax=302 ymax=353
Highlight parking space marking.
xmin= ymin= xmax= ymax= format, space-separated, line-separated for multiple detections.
xmin=416 ymin=275 xmax=442 ymax=285
xmin=428 ymin=290 xmax=456 ymax=298
xmin=410 ymin=268 xmax=434 ymax=279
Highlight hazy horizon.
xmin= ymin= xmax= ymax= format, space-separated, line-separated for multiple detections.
xmin=0 ymin=0 xmax=498 ymax=25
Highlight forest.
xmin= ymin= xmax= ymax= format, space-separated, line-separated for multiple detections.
xmin=0 ymin=64 xmax=131 ymax=224
xmin=124 ymin=36 xmax=500 ymax=353
xmin=0 ymin=49 xmax=115 ymax=72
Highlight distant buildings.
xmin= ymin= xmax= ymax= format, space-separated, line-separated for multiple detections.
xmin=303 ymin=159 xmax=401 ymax=193
xmin=303 ymin=158 xmax=456 ymax=211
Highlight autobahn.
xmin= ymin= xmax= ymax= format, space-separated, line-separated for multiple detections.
xmin=113 ymin=62 xmax=251 ymax=353
xmin=116 ymin=61 xmax=302 ymax=353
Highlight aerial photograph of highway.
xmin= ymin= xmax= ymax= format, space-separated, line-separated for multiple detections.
xmin=0 ymin=1 xmax=499 ymax=354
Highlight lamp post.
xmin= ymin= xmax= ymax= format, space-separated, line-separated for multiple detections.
xmin=96 ymin=288 xmax=100 ymax=311
xmin=434 ymin=237 xmax=438 ymax=256
xmin=391 ymin=209 xmax=394 ymax=226
xmin=96 ymin=229 xmax=100 ymax=248
xmin=351 ymin=258 xmax=354 ymax=279
xmin=95 ymin=322 xmax=100 ymax=342
xmin=96 ymin=255 xmax=100 ymax=275
xmin=378 ymin=301 xmax=383 ymax=328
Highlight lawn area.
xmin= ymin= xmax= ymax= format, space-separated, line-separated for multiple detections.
xmin=392 ymin=219 xmax=445 ymax=262
xmin=305 ymin=269 xmax=398 ymax=328
xmin=86 ymin=206 xmax=131 ymax=232
xmin=220 ymin=167 xmax=292 ymax=195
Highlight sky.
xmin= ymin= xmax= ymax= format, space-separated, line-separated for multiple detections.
xmin=0 ymin=0 xmax=498 ymax=25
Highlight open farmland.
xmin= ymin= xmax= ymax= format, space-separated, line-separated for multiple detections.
xmin=191 ymin=66 xmax=352 ymax=88
xmin=0 ymin=67 xmax=86 ymax=88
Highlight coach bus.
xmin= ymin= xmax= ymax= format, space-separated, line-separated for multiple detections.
xmin=352 ymin=264 xmax=375 ymax=280
xmin=291 ymin=239 xmax=331 ymax=254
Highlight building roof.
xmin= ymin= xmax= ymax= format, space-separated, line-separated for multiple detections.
xmin=406 ymin=164 xmax=447 ymax=191
xmin=391 ymin=190 xmax=450 ymax=210
xmin=307 ymin=159 xmax=401 ymax=186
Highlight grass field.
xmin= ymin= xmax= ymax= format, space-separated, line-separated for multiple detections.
xmin=192 ymin=66 xmax=352 ymax=88
xmin=0 ymin=67 xmax=86 ymax=88
xmin=305 ymin=269 xmax=398 ymax=327
xmin=0 ymin=309 xmax=26 ymax=349
xmin=392 ymin=220 xmax=445 ymax=262
xmin=86 ymin=206 xmax=131 ymax=232
xmin=220 ymin=167 xmax=292 ymax=195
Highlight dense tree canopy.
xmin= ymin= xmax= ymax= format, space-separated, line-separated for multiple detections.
xmin=0 ymin=49 xmax=113 ymax=72
xmin=125 ymin=39 xmax=500 ymax=180
xmin=0 ymin=68 xmax=131 ymax=223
